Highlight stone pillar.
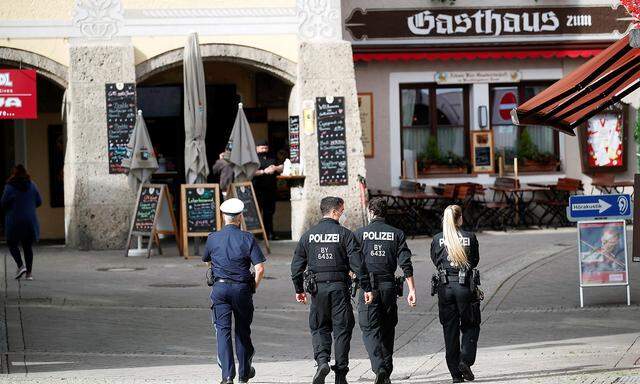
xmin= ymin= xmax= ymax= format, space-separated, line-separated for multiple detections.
xmin=65 ymin=0 xmax=135 ymax=249
xmin=291 ymin=0 xmax=367 ymax=239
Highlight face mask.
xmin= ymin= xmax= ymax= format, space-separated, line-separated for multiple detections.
xmin=338 ymin=212 xmax=348 ymax=226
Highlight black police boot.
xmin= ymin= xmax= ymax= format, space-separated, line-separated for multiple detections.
xmin=458 ymin=361 xmax=474 ymax=381
xmin=334 ymin=371 xmax=348 ymax=384
xmin=220 ymin=378 xmax=233 ymax=384
xmin=238 ymin=366 xmax=255 ymax=383
xmin=374 ymin=368 xmax=389 ymax=384
xmin=313 ymin=362 xmax=331 ymax=384
xmin=452 ymin=377 xmax=464 ymax=383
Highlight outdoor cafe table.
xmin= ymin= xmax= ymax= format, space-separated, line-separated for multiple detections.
xmin=371 ymin=189 xmax=442 ymax=236
xmin=489 ymin=185 xmax=553 ymax=227
xmin=591 ymin=180 xmax=634 ymax=194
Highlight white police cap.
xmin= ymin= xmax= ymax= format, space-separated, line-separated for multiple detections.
xmin=220 ymin=198 xmax=244 ymax=215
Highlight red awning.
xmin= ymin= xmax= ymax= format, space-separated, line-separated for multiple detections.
xmin=353 ymin=49 xmax=602 ymax=62
xmin=512 ymin=34 xmax=640 ymax=135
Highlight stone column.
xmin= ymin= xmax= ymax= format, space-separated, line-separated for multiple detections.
xmin=291 ymin=0 xmax=367 ymax=239
xmin=65 ymin=0 xmax=135 ymax=249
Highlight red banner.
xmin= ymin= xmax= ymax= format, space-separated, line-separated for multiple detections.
xmin=0 ymin=69 xmax=37 ymax=119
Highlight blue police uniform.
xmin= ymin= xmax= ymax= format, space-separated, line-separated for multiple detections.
xmin=203 ymin=224 xmax=266 ymax=382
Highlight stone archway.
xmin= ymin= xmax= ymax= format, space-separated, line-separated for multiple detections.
xmin=136 ymin=43 xmax=296 ymax=85
xmin=0 ymin=47 xmax=68 ymax=88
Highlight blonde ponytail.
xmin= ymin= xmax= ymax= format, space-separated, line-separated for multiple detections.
xmin=442 ymin=205 xmax=469 ymax=269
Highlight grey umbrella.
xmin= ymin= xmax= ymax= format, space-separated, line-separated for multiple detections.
xmin=123 ymin=110 xmax=158 ymax=191
xmin=228 ymin=103 xmax=259 ymax=181
xmin=183 ymin=32 xmax=209 ymax=184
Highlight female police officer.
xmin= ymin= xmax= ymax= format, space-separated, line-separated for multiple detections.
xmin=430 ymin=205 xmax=480 ymax=383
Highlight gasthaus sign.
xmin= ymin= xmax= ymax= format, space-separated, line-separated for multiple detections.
xmin=0 ymin=69 xmax=37 ymax=119
xmin=345 ymin=5 xmax=631 ymax=42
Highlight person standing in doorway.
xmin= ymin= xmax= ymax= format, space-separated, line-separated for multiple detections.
xmin=252 ymin=140 xmax=282 ymax=240
xmin=431 ymin=205 xmax=481 ymax=383
xmin=1 ymin=165 xmax=42 ymax=280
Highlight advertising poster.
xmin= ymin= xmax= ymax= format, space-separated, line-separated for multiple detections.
xmin=578 ymin=220 xmax=628 ymax=286
xmin=357 ymin=93 xmax=374 ymax=157
xmin=0 ymin=69 xmax=37 ymax=119
xmin=585 ymin=113 xmax=623 ymax=168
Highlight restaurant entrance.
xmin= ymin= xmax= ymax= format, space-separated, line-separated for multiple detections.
xmin=137 ymin=60 xmax=293 ymax=238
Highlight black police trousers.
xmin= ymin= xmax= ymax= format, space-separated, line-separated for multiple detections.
xmin=438 ymin=282 xmax=480 ymax=379
xmin=358 ymin=281 xmax=398 ymax=374
xmin=309 ymin=281 xmax=355 ymax=373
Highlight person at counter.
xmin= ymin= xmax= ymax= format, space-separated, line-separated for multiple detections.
xmin=253 ymin=140 xmax=283 ymax=240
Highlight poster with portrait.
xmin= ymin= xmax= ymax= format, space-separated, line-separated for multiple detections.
xmin=357 ymin=93 xmax=374 ymax=157
xmin=578 ymin=220 xmax=628 ymax=286
xmin=578 ymin=105 xmax=627 ymax=174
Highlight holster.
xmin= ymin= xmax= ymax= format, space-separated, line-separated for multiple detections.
xmin=470 ymin=269 xmax=483 ymax=302
xmin=250 ymin=272 xmax=257 ymax=294
xmin=206 ymin=268 xmax=214 ymax=287
xmin=350 ymin=278 xmax=359 ymax=298
xmin=430 ymin=273 xmax=439 ymax=296
xmin=395 ymin=276 xmax=405 ymax=297
xmin=303 ymin=270 xmax=318 ymax=295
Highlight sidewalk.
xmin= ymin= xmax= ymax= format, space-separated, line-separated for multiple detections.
xmin=1 ymin=229 xmax=640 ymax=383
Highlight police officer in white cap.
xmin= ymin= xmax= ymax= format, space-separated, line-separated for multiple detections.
xmin=203 ymin=198 xmax=266 ymax=384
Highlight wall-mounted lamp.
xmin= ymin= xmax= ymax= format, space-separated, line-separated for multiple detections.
xmin=478 ymin=105 xmax=488 ymax=129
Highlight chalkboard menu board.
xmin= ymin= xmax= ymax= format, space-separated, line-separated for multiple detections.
xmin=233 ymin=183 xmax=261 ymax=231
xmin=316 ymin=97 xmax=348 ymax=186
xmin=289 ymin=115 xmax=300 ymax=163
xmin=133 ymin=185 xmax=161 ymax=234
xmin=475 ymin=147 xmax=491 ymax=167
xmin=185 ymin=186 xmax=218 ymax=233
xmin=106 ymin=83 xmax=136 ymax=174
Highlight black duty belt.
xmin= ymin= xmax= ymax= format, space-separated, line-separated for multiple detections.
xmin=314 ymin=271 xmax=349 ymax=283
xmin=372 ymin=274 xmax=395 ymax=283
xmin=214 ymin=278 xmax=249 ymax=284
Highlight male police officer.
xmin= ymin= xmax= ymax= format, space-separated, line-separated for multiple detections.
xmin=291 ymin=196 xmax=373 ymax=384
xmin=203 ymin=198 xmax=266 ymax=384
xmin=354 ymin=197 xmax=416 ymax=384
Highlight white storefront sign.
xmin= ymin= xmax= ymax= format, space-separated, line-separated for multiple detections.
xmin=435 ymin=71 xmax=521 ymax=84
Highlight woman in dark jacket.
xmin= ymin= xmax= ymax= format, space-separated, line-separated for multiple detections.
xmin=430 ymin=205 xmax=480 ymax=383
xmin=1 ymin=165 xmax=42 ymax=280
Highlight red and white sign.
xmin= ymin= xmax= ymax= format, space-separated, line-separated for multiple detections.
xmin=0 ymin=69 xmax=37 ymax=119
xmin=491 ymin=88 xmax=518 ymax=125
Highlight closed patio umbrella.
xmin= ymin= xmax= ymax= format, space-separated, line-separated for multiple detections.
xmin=123 ymin=110 xmax=158 ymax=191
xmin=183 ymin=32 xmax=209 ymax=184
xmin=228 ymin=103 xmax=259 ymax=181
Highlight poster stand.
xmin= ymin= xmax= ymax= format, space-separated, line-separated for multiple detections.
xmin=577 ymin=219 xmax=631 ymax=307
xmin=180 ymin=184 xmax=221 ymax=259
xmin=230 ymin=181 xmax=270 ymax=254
xmin=125 ymin=184 xmax=182 ymax=258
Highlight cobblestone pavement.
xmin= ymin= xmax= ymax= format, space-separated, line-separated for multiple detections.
xmin=1 ymin=228 xmax=640 ymax=383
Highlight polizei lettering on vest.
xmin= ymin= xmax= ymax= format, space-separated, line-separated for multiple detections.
xmin=439 ymin=237 xmax=471 ymax=247
xmin=363 ymin=231 xmax=395 ymax=241
xmin=309 ymin=233 xmax=340 ymax=243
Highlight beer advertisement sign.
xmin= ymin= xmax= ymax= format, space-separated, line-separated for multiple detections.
xmin=0 ymin=69 xmax=37 ymax=119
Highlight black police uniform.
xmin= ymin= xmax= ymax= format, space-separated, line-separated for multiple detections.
xmin=354 ymin=218 xmax=413 ymax=377
xmin=291 ymin=218 xmax=371 ymax=378
xmin=204 ymin=224 xmax=266 ymax=383
xmin=430 ymin=231 xmax=480 ymax=381
xmin=252 ymin=153 xmax=278 ymax=238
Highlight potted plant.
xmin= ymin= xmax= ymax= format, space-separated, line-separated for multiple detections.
xmin=516 ymin=130 xmax=559 ymax=172
xmin=418 ymin=136 xmax=468 ymax=174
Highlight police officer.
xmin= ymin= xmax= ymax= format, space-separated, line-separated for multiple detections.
xmin=203 ymin=198 xmax=266 ymax=384
xmin=430 ymin=205 xmax=480 ymax=383
xmin=291 ymin=196 xmax=373 ymax=384
xmin=354 ymin=197 xmax=416 ymax=384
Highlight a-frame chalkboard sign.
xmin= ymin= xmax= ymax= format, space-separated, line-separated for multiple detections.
xmin=230 ymin=181 xmax=270 ymax=254
xmin=125 ymin=184 xmax=182 ymax=258
xmin=180 ymin=184 xmax=221 ymax=259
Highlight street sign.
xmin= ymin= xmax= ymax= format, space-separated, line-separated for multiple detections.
xmin=567 ymin=194 xmax=632 ymax=221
